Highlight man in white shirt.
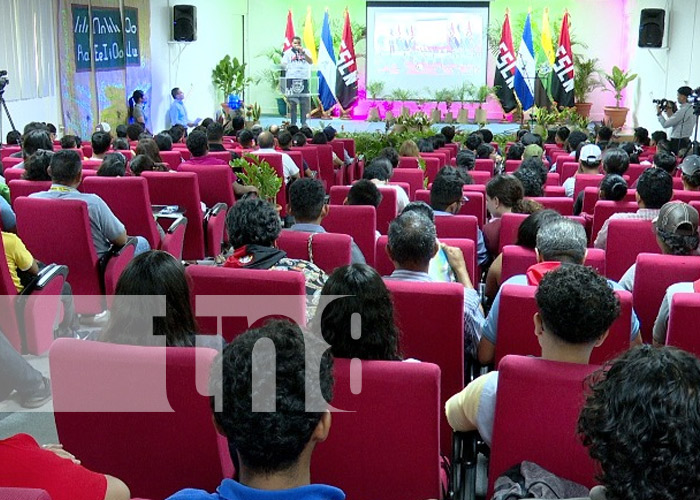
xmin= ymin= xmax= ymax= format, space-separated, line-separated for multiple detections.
xmin=562 ymin=143 xmax=602 ymax=197
xmin=256 ymin=131 xmax=299 ymax=184
xmin=657 ymin=86 xmax=696 ymax=155
xmin=281 ymin=37 xmax=313 ymax=127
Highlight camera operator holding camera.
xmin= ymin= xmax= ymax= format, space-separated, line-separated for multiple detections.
xmin=281 ymin=36 xmax=313 ymax=127
xmin=657 ymin=86 xmax=694 ymax=156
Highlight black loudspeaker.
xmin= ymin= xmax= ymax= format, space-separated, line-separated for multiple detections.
xmin=173 ymin=5 xmax=197 ymax=42
xmin=639 ymin=8 xmax=665 ymax=48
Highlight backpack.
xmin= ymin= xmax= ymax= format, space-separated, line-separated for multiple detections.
xmin=493 ymin=461 xmax=590 ymax=500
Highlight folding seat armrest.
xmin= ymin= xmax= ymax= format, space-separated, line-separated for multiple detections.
xmin=204 ymin=202 xmax=228 ymax=221
xmin=20 ymin=264 xmax=68 ymax=295
xmin=156 ymin=213 xmax=188 ymax=234
xmin=101 ymin=237 xmax=137 ymax=297
xmin=203 ymin=204 xmax=228 ymax=257
xmin=161 ymin=216 xmax=188 ymax=260
xmin=450 ymin=431 xmax=480 ymax=500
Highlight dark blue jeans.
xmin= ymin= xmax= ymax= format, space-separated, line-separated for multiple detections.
xmin=0 ymin=330 xmax=44 ymax=401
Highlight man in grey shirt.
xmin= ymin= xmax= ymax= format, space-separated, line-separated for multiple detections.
xmin=30 ymin=150 xmax=150 ymax=257
xmin=657 ymin=86 xmax=696 ymax=155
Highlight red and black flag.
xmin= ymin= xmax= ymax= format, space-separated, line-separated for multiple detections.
xmin=335 ymin=9 xmax=359 ymax=110
xmin=494 ymin=12 xmax=518 ymax=113
xmin=550 ymin=12 xmax=575 ymax=107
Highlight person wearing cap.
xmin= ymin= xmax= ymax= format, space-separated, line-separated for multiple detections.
xmin=594 ymin=168 xmax=674 ymax=250
xmin=657 ymin=86 xmax=695 ymax=155
xmin=680 ymin=154 xmax=700 ymax=191
xmin=522 ymin=144 xmax=543 ymax=161
xmin=563 ymin=143 xmax=602 ymax=197
xmin=618 ymin=201 xmax=700 ymax=292
xmin=649 ymin=202 xmax=700 ymax=346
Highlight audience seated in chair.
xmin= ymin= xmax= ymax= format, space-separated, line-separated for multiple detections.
xmin=363 ymin=157 xmax=409 ymax=212
xmin=446 ymin=264 xmax=620 ymax=446
xmin=479 ymin=217 xmax=641 ymax=365
xmin=594 ymin=167 xmax=673 ymax=249
xmin=96 ymin=153 xmax=127 ymax=177
xmin=12 ymin=127 xmax=53 ymax=170
xmin=346 ymin=179 xmax=382 ymax=210
xmin=0 ymin=330 xmax=51 ymax=408
xmin=135 ymin=138 xmax=164 ymax=164
xmin=167 ymin=320 xmax=343 ymax=500
xmin=401 ymin=201 xmax=456 ymax=283
xmin=184 ymin=130 xmax=227 ymax=166
xmin=384 ymin=210 xmax=484 ymax=358
xmin=90 ymin=132 xmax=111 ymax=161
xmin=257 ymin=131 xmax=299 ymax=184
xmin=222 ymin=198 xmax=327 ymax=321
xmin=680 ymin=154 xmax=700 ymax=191
xmin=288 ymin=178 xmax=365 ymax=264
xmin=563 ymin=143 xmax=601 ymax=197
xmin=278 ymin=131 xmax=313 ymax=178
xmin=574 ymin=346 xmax=700 ymax=500
xmin=21 ymin=149 xmax=53 ymax=181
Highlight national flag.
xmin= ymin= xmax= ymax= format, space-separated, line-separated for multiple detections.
xmin=335 ymin=9 xmax=358 ymax=110
xmin=535 ymin=9 xmax=554 ymax=108
xmin=551 ymin=12 xmax=575 ymax=107
xmin=282 ymin=10 xmax=295 ymax=52
xmin=317 ymin=10 xmax=337 ymax=110
xmin=541 ymin=9 xmax=556 ymax=64
xmin=513 ymin=12 xmax=536 ymax=111
xmin=493 ymin=12 xmax=518 ymax=113
xmin=303 ymin=7 xmax=317 ymax=64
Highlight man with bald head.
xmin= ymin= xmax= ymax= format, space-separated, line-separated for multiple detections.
xmin=256 ymin=131 xmax=300 ymax=183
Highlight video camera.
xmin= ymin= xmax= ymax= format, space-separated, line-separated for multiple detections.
xmin=0 ymin=70 xmax=8 ymax=93
xmin=690 ymin=87 xmax=700 ymax=116
xmin=653 ymin=98 xmax=677 ymax=113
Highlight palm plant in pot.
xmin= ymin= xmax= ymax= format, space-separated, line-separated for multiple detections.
xmin=474 ymin=85 xmax=496 ymax=125
xmin=390 ymin=88 xmax=414 ymax=118
xmin=456 ymin=82 xmax=475 ymax=124
xmin=212 ymin=55 xmax=252 ymax=103
xmin=366 ymin=81 xmax=385 ymax=122
xmin=602 ymin=65 xmax=637 ymax=128
xmin=573 ymin=57 xmax=602 ymax=118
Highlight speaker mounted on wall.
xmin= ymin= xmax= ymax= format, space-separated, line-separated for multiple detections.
xmin=639 ymin=8 xmax=665 ymax=48
xmin=173 ymin=4 xmax=197 ymax=42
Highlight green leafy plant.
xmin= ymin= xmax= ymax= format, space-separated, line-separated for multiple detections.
xmin=475 ymin=85 xmax=497 ymax=108
xmin=212 ymin=56 xmax=252 ymax=99
xmin=366 ymin=81 xmax=385 ymax=105
xmin=434 ymin=88 xmax=456 ymax=111
xmin=574 ymin=57 xmax=603 ymax=103
xmin=396 ymin=111 xmax=432 ymax=131
xmin=232 ymin=155 xmax=282 ymax=204
xmin=603 ymin=66 xmax=638 ymax=108
xmin=245 ymin=102 xmax=262 ymax=122
xmin=389 ymin=88 xmax=414 ymax=104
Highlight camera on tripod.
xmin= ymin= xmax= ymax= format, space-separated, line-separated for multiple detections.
xmin=653 ymin=98 xmax=677 ymax=113
xmin=0 ymin=70 xmax=9 ymax=93
xmin=690 ymin=87 xmax=700 ymax=117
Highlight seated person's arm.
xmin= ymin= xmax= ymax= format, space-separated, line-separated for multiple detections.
xmin=0 ymin=196 xmax=17 ymax=232
xmin=104 ymin=474 xmax=131 ymax=500
xmin=478 ymin=337 xmax=496 ymax=365
xmin=111 ymin=231 xmax=128 ymax=247
xmin=484 ymin=253 xmax=503 ymax=302
xmin=332 ymin=152 xmax=344 ymax=167
xmin=233 ymin=182 xmax=258 ymax=198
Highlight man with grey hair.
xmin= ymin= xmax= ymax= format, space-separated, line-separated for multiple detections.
xmin=385 ymin=211 xmax=485 ymax=357
xmin=256 ymin=131 xmax=299 ymax=184
xmin=478 ymin=217 xmax=641 ymax=364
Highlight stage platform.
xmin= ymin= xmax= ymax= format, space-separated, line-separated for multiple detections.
xmin=258 ymin=115 xmax=521 ymax=136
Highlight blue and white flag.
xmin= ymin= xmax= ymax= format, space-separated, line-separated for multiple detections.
xmin=318 ymin=10 xmax=337 ymax=110
xmin=513 ymin=13 xmax=536 ymax=111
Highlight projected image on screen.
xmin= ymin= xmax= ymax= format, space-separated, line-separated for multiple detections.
xmin=366 ymin=3 xmax=489 ymax=98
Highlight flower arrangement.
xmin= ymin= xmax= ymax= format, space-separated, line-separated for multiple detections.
xmin=396 ymin=111 xmax=432 ymax=131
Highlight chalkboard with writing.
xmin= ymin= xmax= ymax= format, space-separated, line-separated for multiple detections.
xmin=71 ymin=3 xmax=142 ymax=72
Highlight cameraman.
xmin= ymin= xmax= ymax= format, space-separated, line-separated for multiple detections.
xmin=281 ymin=36 xmax=313 ymax=127
xmin=657 ymin=86 xmax=694 ymax=156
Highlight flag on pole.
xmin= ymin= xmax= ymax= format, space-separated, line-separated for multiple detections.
xmin=335 ymin=8 xmax=358 ymax=110
xmin=317 ymin=10 xmax=337 ymax=111
xmin=494 ymin=12 xmax=518 ymax=113
xmin=513 ymin=12 xmax=536 ymax=111
xmin=534 ymin=9 xmax=554 ymax=108
xmin=303 ymin=7 xmax=317 ymax=64
xmin=282 ymin=10 xmax=295 ymax=52
xmin=551 ymin=11 xmax=575 ymax=107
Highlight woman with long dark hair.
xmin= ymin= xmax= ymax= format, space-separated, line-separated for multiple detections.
xmin=128 ymin=89 xmax=149 ymax=132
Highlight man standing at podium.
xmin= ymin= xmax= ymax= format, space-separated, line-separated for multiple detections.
xmin=282 ymin=36 xmax=313 ymax=126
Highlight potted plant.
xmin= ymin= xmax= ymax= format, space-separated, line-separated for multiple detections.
xmin=602 ymin=65 xmax=638 ymax=128
xmin=212 ymin=55 xmax=252 ymax=102
xmin=245 ymin=102 xmax=262 ymax=126
xmin=390 ymin=88 xmax=413 ymax=118
xmin=573 ymin=57 xmax=602 ymax=118
xmin=231 ymin=155 xmax=283 ymax=209
xmin=430 ymin=88 xmax=448 ymax=123
xmin=366 ymin=81 xmax=385 ymax=122
xmin=456 ymin=82 xmax=475 ymax=124
xmin=474 ymin=85 xmax=495 ymax=125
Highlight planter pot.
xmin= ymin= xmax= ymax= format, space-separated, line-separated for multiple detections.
xmin=574 ymin=102 xmax=592 ymax=118
xmin=474 ymin=108 xmax=488 ymax=125
xmin=457 ymin=108 xmax=469 ymax=123
xmin=401 ymin=106 xmax=411 ymax=118
xmin=430 ymin=109 xmax=442 ymax=123
xmin=444 ymin=111 xmax=454 ymax=123
xmin=276 ymin=97 xmax=287 ymax=116
xmin=367 ymin=107 xmax=380 ymax=122
xmin=603 ymin=106 xmax=629 ymax=128
xmin=385 ymin=110 xmax=395 ymax=123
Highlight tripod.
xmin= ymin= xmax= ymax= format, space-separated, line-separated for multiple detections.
xmin=0 ymin=88 xmax=19 ymax=145
xmin=692 ymin=101 xmax=700 ymax=156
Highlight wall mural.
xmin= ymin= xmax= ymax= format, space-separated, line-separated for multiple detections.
xmin=58 ymin=0 xmax=151 ymax=137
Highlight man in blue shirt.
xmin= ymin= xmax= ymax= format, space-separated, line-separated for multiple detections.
xmin=167 ymin=320 xmax=344 ymax=500
xmin=168 ymin=87 xmax=200 ymax=129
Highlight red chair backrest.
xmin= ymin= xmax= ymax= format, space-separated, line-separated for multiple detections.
xmin=8 ymin=180 xmax=52 ymax=204
xmin=460 ymin=190 xmax=485 ymax=227
xmin=500 ymin=245 xmax=606 ymax=283
xmin=420 ymin=151 xmax=446 ymax=167
xmin=384 ymin=279 xmax=464 ymax=453
xmin=488 ymin=356 xmax=600 ymax=497
xmin=50 ymin=339 xmax=231 ymax=500
xmin=81 ymin=159 xmax=102 ymax=170
xmin=291 ymin=146 xmax=319 ymax=172
xmin=334 ymin=137 xmax=355 ymax=157
xmin=81 ymin=176 xmax=161 ymax=249
xmin=543 ymin=185 xmax=566 ymax=197
xmin=207 ymin=151 xmax=233 ymax=162
xmin=179 ymin=164 xmax=236 ymax=209
xmin=504 ymin=159 xmax=521 ymax=173
xmin=159 ymin=150 xmax=183 ymax=170
xmin=390 ymin=168 xmax=424 ymax=199
xmin=606 ymin=218 xmax=659 ymax=281
xmin=590 ymin=200 xmax=639 ymax=244
xmin=285 ymin=150 xmax=304 ymax=170
xmin=329 ymin=139 xmax=344 ymax=159
xmin=276 ymin=230 xmax=352 ymax=275
xmin=573 ymin=174 xmax=603 ymax=200
xmin=527 ymin=196 xmax=574 ymax=215
xmin=474 ymin=158 xmax=494 ymax=173
xmin=625 ymin=163 xmax=647 ymax=185
xmin=330 ymin=185 xmax=398 ymax=235
xmin=321 ymin=205 xmax=377 ymax=267
xmin=469 ymin=170 xmax=492 ymax=185
xmin=1 ymin=157 xmax=23 ymax=170
xmin=434 ymin=214 xmax=478 ymax=241
xmin=399 ymin=156 xmax=440 ymax=183
xmin=314 ymin=144 xmax=337 ymax=192
xmin=672 ymin=189 xmax=700 ymax=203
xmin=545 ymin=172 xmax=560 ymax=186
xmin=632 ymin=253 xmax=700 ymax=344
xmin=141 ymin=171 xmax=205 ymax=260
xmin=582 ymin=186 xmax=637 ymax=214
xmin=81 ymin=145 xmax=93 ymax=158
xmin=667 ymin=292 xmax=700 ymax=356
xmin=186 ymin=265 xmax=306 ymax=342
xmin=561 ymin=161 xmax=581 ymax=183
xmin=311 ymin=359 xmax=442 ymax=500
xmin=2 ymin=168 xmax=23 ymax=182
xmin=498 ymin=212 xmax=529 ymax=252
xmin=0 ymin=146 xmax=21 ymax=159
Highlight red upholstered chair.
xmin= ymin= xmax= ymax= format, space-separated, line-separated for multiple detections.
xmin=7 ymin=180 xmax=51 ymax=204
xmin=206 ymin=151 xmax=233 ymax=162
xmin=626 ymin=163 xmax=647 ymax=185
xmin=632 ymin=253 xmax=700 ymax=344
xmin=311 ymin=359 xmax=442 ymax=500
xmin=81 ymin=159 xmax=102 ymax=170
xmin=498 ymin=213 xmax=528 ymax=252
xmin=384 ymin=279 xmax=465 ymax=454
xmin=186 ymin=265 xmax=306 ymax=342
xmin=291 ymin=146 xmax=319 ymax=174
xmin=667 ymin=292 xmax=700 ymax=356
xmin=276 ymin=230 xmax=352 ymax=274
xmin=391 ymin=168 xmax=424 ymax=199
xmin=605 ymin=218 xmax=659 ymax=281
xmin=590 ymin=200 xmax=639 ymax=245
xmin=321 ymin=205 xmax=377 ymax=266
xmin=179 ymin=164 xmax=236 ymax=209
xmin=15 ymin=197 xmax=136 ymax=315
xmin=0 ymin=236 xmax=67 ymax=354
xmin=1 ymin=157 xmax=23 ymax=170
xmin=141 ymin=171 xmax=227 ymax=260
xmin=0 ymin=146 xmax=21 ymax=159
xmin=486 ymin=356 xmax=600 ymax=497
xmin=329 ymin=185 xmax=398 ymax=235
xmin=81 ymin=145 xmax=93 ymax=158
xmin=312 ymin=144 xmax=341 ymax=191
xmin=468 ymin=170 xmax=491 ymax=185
xmin=460 ymin=190 xmax=486 ymax=227
xmin=474 ymin=158 xmax=495 ymax=173
xmin=546 ymin=172 xmax=560 ymax=186
xmin=573 ymin=174 xmax=603 ymax=200
xmin=543 ymin=185 xmax=566 ymax=197
xmin=159 ymin=150 xmax=183 ymax=170
xmin=500 ymin=245 xmax=606 ymax=283
xmin=494 ymin=284 xmax=632 ymax=367
xmin=527 ymin=196 xmax=574 ymax=215
xmin=672 ymin=189 xmax=700 ymax=203
xmin=284 ymin=149 xmax=304 ymax=171
xmin=561 ymin=160 xmax=579 ymax=181
xmin=81 ymin=176 xmax=188 ymax=260
xmin=504 ymin=159 xmax=521 ymax=173
xmin=582 ymin=186 xmax=637 ymax=214
xmin=50 ymin=339 xmax=233 ymax=500
xmin=443 ymin=142 xmax=459 ymax=157
xmin=2 ymin=168 xmax=23 ymax=182
xmin=421 ymin=151 xmax=447 ymax=167
xmin=434 ymin=214 xmax=478 ymax=241
xmin=399 ymin=156 xmax=440 ymax=183
xmin=0 ymin=489 xmax=51 ymax=500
